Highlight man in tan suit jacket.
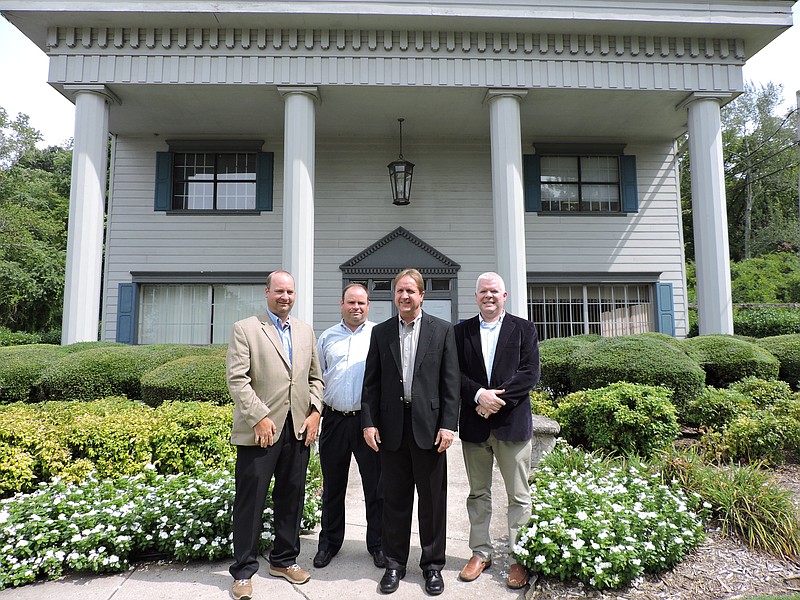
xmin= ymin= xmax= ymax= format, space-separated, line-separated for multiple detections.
xmin=227 ymin=270 xmax=323 ymax=600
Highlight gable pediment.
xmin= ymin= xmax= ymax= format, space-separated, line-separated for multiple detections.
xmin=340 ymin=227 xmax=460 ymax=276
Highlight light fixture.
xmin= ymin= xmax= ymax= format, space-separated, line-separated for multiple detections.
xmin=387 ymin=118 xmax=415 ymax=206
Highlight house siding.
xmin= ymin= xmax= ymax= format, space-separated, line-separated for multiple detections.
xmin=102 ymin=136 xmax=686 ymax=340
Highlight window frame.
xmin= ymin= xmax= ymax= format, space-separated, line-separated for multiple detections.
xmin=154 ymin=140 xmax=273 ymax=213
xmin=524 ymin=143 xmax=638 ymax=214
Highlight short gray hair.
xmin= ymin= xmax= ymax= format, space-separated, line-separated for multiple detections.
xmin=475 ymin=272 xmax=506 ymax=294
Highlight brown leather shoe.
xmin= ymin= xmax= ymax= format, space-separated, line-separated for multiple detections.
xmin=458 ymin=555 xmax=491 ymax=582
xmin=269 ymin=563 xmax=311 ymax=584
xmin=231 ymin=578 xmax=253 ymax=600
xmin=507 ymin=562 xmax=529 ymax=589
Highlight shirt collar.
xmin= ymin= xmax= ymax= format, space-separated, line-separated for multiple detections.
xmin=339 ymin=319 xmax=368 ymax=334
xmin=479 ymin=311 xmax=505 ymax=329
xmin=266 ymin=308 xmax=290 ymax=330
xmin=399 ymin=312 xmax=422 ymax=329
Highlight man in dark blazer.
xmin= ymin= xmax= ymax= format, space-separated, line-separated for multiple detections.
xmin=454 ymin=272 xmax=540 ymax=590
xmin=226 ymin=270 xmax=323 ymax=600
xmin=361 ymin=268 xmax=460 ymax=596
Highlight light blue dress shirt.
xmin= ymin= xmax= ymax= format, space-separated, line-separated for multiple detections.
xmin=316 ymin=320 xmax=375 ymax=412
xmin=474 ymin=312 xmax=505 ymax=403
xmin=266 ymin=308 xmax=293 ymax=367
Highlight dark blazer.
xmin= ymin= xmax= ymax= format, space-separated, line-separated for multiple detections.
xmin=454 ymin=313 xmax=540 ymax=443
xmin=361 ymin=311 xmax=460 ymax=451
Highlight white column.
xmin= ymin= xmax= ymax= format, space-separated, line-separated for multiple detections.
xmin=278 ymin=87 xmax=319 ymax=326
xmin=61 ymin=86 xmax=115 ymax=344
xmin=681 ymin=93 xmax=734 ymax=335
xmin=486 ymin=89 xmax=529 ymax=318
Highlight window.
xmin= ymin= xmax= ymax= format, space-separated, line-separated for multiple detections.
xmin=524 ymin=147 xmax=638 ymax=213
xmin=115 ymin=274 xmax=269 ymax=344
xmin=527 ymin=281 xmax=674 ymax=340
xmin=154 ymin=141 xmax=273 ymax=212
xmin=541 ymin=156 xmax=620 ymax=212
xmin=137 ymin=284 xmax=264 ymax=344
xmin=173 ymin=152 xmax=257 ymax=210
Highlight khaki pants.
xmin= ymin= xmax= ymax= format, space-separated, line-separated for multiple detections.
xmin=461 ymin=434 xmax=532 ymax=560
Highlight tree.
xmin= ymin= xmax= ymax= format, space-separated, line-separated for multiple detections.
xmin=680 ymin=81 xmax=799 ymax=261
xmin=0 ymin=107 xmax=71 ymax=332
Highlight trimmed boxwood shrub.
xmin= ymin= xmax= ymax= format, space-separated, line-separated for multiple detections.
xmin=0 ymin=345 xmax=63 ymax=403
xmin=722 ymin=409 xmax=788 ymax=465
xmin=755 ymin=334 xmax=800 ymax=389
xmin=681 ymin=335 xmax=780 ymax=388
xmin=537 ymin=334 xmax=601 ymax=398
xmin=141 ymin=354 xmax=230 ymax=407
xmin=0 ymin=397 xmax=234 ymax=496
xmin=553 ymin=382 xmax=680 ymax=458
xmin=681 ymin=386 xmax=755 ymax=430
xmin=571 ymin=334 xmax=706 ymax=408
xmin=0 ymin=327 xmax=42 ymax=347
xmin=36 ymin=344 xmax=218 ymax=401
xmin=529 ymin=389 xmax=557 ymax=418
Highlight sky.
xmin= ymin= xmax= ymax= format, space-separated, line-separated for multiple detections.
xmin=1 ymin=6 xmax=799 ymax=147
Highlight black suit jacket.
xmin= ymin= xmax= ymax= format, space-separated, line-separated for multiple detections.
xmin=454 ymin=313 xmax=540 ymax=443
xmin=361 ymin=311 xmax=460 ymax=451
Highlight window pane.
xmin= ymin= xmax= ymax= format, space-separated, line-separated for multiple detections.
xmin=541 ymin=183 xmax=579 ymax=211
xmin=580 ymin=156 xmax=618 ymax=183
xmin=372 ymin=280 xmax=392 ymax=291
xmin=541 ymin=156 xmax=578 ymax=182
xmin=580 ymin=185 xmax=620 ymax=212
xmin=430 ymin=279 xmax=450 ymax=291
xmin=217 ymin=153 xmax=256 ymax=180
xmin=138 ymin=284 xmax=210 ymax=344
xmin=217 ymin=182 xmax=256 ymax=210
xmin=212 ymin=285 xmax=265 ymax=344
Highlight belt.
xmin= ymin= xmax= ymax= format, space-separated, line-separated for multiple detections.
xmin=325 ymin=406 xmax=360 ymax=417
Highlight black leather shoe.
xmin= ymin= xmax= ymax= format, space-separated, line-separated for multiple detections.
xmin=424 ymin=570 xmax=444 ymax=596
xmin=371 ymin=549 xmax=386 ymax=568
xmin=313 ymin=549 xmax=335 ymax=568
xmin=379 ymin=568 xmax=406 ymax=594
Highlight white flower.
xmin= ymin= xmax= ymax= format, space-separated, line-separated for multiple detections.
xmin=572 ymin=539 xmax=585 ymax=550
xmin=576 ymin=511 xmax=588 ymax=521
xmin=534 ymin=555 xmax=546 ymax=564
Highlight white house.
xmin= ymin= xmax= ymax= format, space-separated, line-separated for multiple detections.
xmin=1 ymin=1 xmax=794 ymax=344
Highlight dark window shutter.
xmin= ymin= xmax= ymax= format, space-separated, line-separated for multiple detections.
xmin=256 ymin=152 xmax=274 ymax=211
xmin=523 ymin=154 xmax=541 ymax=212
xmin=655 ymin=282 xmax=675 ymax=337
xmin=154 ymin=152 xmax=173 ymax=211
xmin=620 ymin=155 xmax=639 ymax=213
xmin=116 ymin=283 xmax=138 ymax=344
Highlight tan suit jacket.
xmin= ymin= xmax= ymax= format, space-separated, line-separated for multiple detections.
xmin=227 ymin=312 xmax=323 ymax=446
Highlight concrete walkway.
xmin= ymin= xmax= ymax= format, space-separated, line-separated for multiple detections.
xmin=0 ymin=437 xmax=530 ymax=600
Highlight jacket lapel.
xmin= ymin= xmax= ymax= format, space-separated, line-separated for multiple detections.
xmin=387 ymin=319 xmax=402 ymax=374
xmin=490 ymin=316 xmax=517 ymax=385
xmin=259 ymin=314 xmax=291 ymax=369
xmin=413 ymin=313 xmax=434 ymax=374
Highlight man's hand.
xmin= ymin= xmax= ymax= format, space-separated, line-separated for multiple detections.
xmin=364 ymin=427 xmax=381 ymax=452
xmin=435 ymin=429 xmax=454 ymax=453
xmin=300 ymin=409 xmax=321 ymax=447
xmin=477 ymin=388 xmax=506 ymax=418
xmin=254 ymin=416 xmax=277 ymax=447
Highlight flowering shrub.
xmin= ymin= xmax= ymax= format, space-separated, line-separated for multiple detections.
xmin=0 ymin=464 xmax=322 ymax=589
xmin=513 ymin=442 xmax=709 ymax=590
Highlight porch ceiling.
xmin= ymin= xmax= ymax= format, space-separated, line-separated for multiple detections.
xmin=96 ymin=83 xmax=696 ymax=143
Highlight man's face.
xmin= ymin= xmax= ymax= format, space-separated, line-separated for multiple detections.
xmin=476 ymin=276 xmax=507 ymax=321
xmin=341 ymin=286 xmax=370 ymax=330
xmin=394 ymin=275 xmax=423 ymax=322
xmin=266 ymin=272 xmax=295 ymax=320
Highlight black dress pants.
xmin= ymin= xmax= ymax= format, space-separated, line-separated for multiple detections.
xmin=318 ymin=407 xmax=383 ymax=554
xmin=229 ymin=414 xmax=309 ymax=580
xmin=380 ymin=406 xmax=447 ymax=572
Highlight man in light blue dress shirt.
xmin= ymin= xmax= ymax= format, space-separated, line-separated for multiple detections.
xmin=313 ymin=284 xmax=384 ymax=570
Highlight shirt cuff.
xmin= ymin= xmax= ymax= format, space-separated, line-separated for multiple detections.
xmin=474 ymin=388 xmax=485 ymax=404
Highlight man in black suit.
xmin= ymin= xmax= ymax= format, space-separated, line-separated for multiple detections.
xmin=361 ymin=268 xmax=460 ymax=596
xmin=453 ymin=272 xmax=540 ymax=590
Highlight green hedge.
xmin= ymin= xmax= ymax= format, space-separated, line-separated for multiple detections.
xmin=734 ymin=308 xmax=800 ymax=338
xmin=36 ymin=344 xmax=220 ymax=401
xmin=0 ymin=398 xmax=234 ymax=496
xmin=553 ymin=382 xmax=680 ymax=458
xmin=681 ymin=335 xmax=780 ymax=388
xmin=537 ymin=334 xmax=601 ymax=397
xmin=0 ymin=345 xmax=63 ymax=403
xmin=755 ymin=334 xmax=800 ymax=389
xmin=681 ymin=386 xmax=755 ymax=430
xmin=571 ymin=334 xmax=706 ymax=407
xmin=141 ymin=354 xmax=229 ymax=407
